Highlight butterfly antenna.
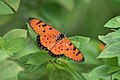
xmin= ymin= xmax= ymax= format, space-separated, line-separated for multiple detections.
xmin=61 ymin=24 xmax=68 ymax=37
xmin=61 ymin=24 xmax=66 ymax=33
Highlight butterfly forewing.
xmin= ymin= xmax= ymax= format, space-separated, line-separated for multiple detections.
xmin=37 ymin=34 xmax=64 ymax=57
xmin=28 ymin=18 xmax=60 ymax=35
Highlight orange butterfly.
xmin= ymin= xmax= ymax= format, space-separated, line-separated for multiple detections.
xmin=28 ymin=18 xmax=84 ymax=62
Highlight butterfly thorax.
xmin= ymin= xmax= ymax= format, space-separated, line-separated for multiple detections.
xmin=56 ymin=33 xmax=65 ymax=41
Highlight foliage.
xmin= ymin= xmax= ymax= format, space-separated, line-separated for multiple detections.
xmin=0 ymin=29 xmax=28 ymax=80
xmin=90 ymin=15 xmax=120 ymax=80
xmin=0 ymin=0 xmax=20 ymax=15
xmin=0 ymin=25 xmax=90 ymax=80
xmin=1 ymin=0 xmax=120 ymax=38
xmin=0 ymin=0 xmax=120 ymax=80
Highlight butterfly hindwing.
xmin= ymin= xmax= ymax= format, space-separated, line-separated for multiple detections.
xmin=37 ymin=33 xmax=58 ymax=50
xmin=37 ymin=35 xmax=48 ymax=51
xmin=37 ymin=34 xmax=63 ymax=57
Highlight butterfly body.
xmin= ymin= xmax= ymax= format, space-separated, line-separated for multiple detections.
xmin=28 ymin=18 xmax=84 ymax=62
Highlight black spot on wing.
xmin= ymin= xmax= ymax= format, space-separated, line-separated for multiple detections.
xmin=28 ymin=18 xmax=36 ymax=23
xmin=69 ymin=43 xmax=72 ymax=46
xmin=66 ymin=48 xmax=69 ymax=51
xmin=28 ymin=18 xmax=35 ymax=21
xmin=73 ymin=52 xmax=75 ymax=54
xmin=43 ymin=30 xmax=46 ymax=32
xmin=42 ymin=24 xmax=47 ymax=27
xmin=76 ymin=51 xmax=80 ymax=56
xmin=36 ymin=20 xmax=42 ymax=25
xmin=44 ymin=35 xmax=46 ymax=37
xmin=48 ymin=51 xmax=63 ymax=58
xmin=49 ymin=28 xmax=52 ymax=30
xmin=73 ymin=47 xmax=76 ymax=51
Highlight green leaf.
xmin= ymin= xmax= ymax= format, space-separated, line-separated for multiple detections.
xmin=89 ymin=65 xmax=110 ymax=79
xmin=4 ymin=37 xmax=29 ymax=55
xmin=98 ymin=42 xmax=120 ymax=58
xmin=19 ymin=71 xmax=49 ymax=80
xmin=81 ymin=39 xmax=102 ymax=65
xmin=69 ymin=36 xmax=90 ymax=50
xmin=3 ymin=29 xmax=27 ymax=41
xmin=25 ymin=63 xmax=48 ymax=73
xmin=112 ymin=71 xmax=120 ymax=80
xmin=55 ymin=60 xmax=73 ymax=70
xmin=27 ymin=51 xmax=53 ymax=65
xmin=13 ymin=42 xmax=40 ymax=59
xmin=0 ymin=60 xmax=23 ymax=80
xmin=49 ymin=69 xmax=74 ymax=80
xmin=27 ymin=23 xmax=37 ymax=42
xmin=0 ymin=1 xmax=13 ymax=15
xmin=104 ymin=57 xmax=118 ymax=67
xmin=0 ymin=49 xmax=9 ymax=61
xmin=108 ymin=67 xmax=120 ymax=74
xmin=98 ymin=29 xmax=120 ymax=45
xmin=0 ymin=36 xmax=5 ymax=48
xmin=18 ymin=54 xmax=31 ymax=67
xmin=73 ymin=72 xmax=86 ymax=80
xmin=118 ymin=56 xmax=120 ymax=65
xmin=82 ymin=73 xmax=100 ymax=80
xmin=55 ymin=61 xmax=86 ymax=80
xmin=18 ymin=54 xmax=47 ymax=73
xmin=4 ymin=76 xmax=18 ymax=80
xmin=3 ymin=0 xmax=20 ymax=11
xmin=104 ymin=16 xmax=120 ymax=28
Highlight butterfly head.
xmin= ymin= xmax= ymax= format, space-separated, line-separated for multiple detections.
xmin=60 ymin=33 xmax=66 ymax=38
xmin=56 ymin=33 xmax=66 ymax=41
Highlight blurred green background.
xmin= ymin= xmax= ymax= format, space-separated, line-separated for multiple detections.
xmin=0 ymin=0 xmax=120 ymax=80
xmin=1 ymin=0 xmax=120 ymax=39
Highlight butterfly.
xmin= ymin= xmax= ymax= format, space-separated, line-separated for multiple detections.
xmin=28 ymin=18 xmax=84 ymax=62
